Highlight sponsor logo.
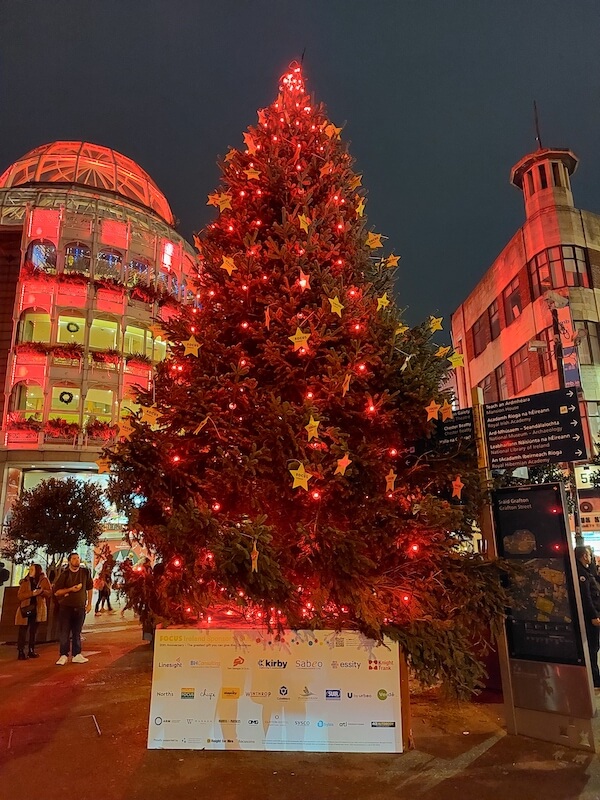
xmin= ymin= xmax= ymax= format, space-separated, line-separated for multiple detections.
xmin=347 ymin=692 xmax=372 ymax=699
xmin=233 ymin=656 xmax=245 ymax=667
xmin=377 ymin=689 xmax=395 ymax=701
xmin=180 ymin=688 xmax=195 ymax=700
xmin=248 ymin=719 xmax=259 ymax=725
xmin=218 ymin=718 xmax=240 ymax=724
xmin=154 ymin=717 xmax=180 ymax=725
xmin=368 ymin=659 xmax=393 ymax=671
xmin=295 ymin=720 xmax=310 ymax=726
xmin=155 ymin=690 xmax=174 ymax=698
xmin=317 ymin=720 xmax=333 ymax=728
xmin=296 ymin=659 xmax=323 ymax=669
xmin=154 ymin=717 xmax=163 ymax=726
xmin=331 ymin=660 xmax=361 ymax=670
xmin=185 ymin=718 xmax=212 ymax=725
xmin=299 ymin=686 xmax=317 ymax=699
xmin=158 ymin=657 xmax=183 ymax=669
xmin=371 ymin=721 xmax=396 ymax=728
xmin=190 ymin=660 xmax=220 ymax=668
xmin=245 ymin=690 xmax=272 ymax=698
xmin=258 ymin=659 xmax=288 ymax=669
xmin=207 ymin=738 xmax=234 ymax=744
xmin=196 ymin=688 xmax=216 ymax=700
xmin=334 ymin=638 xmax=345 ymax=647
xmin=325 ymin=689 xmax=341 ymax=700
xmin=279 ymin=685 xmax=289 ymax=697
xmin=221 ymin=687 xmax=241 ymax=699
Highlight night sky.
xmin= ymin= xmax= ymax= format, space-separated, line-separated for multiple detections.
xmin=1 ymin=1 xmax=600 ymax=326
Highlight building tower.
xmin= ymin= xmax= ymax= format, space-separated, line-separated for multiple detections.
xmin=0 ymin=141 xmax=197 ymax=567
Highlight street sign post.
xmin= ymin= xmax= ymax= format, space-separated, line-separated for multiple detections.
xmin=483 ymin=388 xmax=586 ymax=470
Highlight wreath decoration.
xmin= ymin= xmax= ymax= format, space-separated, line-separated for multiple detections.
xmin=59 ymin=391 xmax=74 ymax=405
xmin=66 ymin=322 xmax=80 ymax=333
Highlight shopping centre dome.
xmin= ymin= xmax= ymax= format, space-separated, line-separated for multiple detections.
xmin=0 ymin=141 xmax=174 ymax=225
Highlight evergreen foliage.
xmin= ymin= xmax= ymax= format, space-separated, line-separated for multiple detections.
xmin=108 ymin=63 xmax=510 ymax=697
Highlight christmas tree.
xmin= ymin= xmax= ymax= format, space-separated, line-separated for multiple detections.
xmin=108 ymin=62 xmax=509 ymax=697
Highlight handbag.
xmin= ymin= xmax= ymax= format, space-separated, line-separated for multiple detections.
xmin=20 ymin=600 xmax=37 ymax=619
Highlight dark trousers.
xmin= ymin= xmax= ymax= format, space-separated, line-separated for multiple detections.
xmin=586 ymin=624 xmax=600 ymax=687
xmin=95 ymin=588 xmax=112 ymax=612
xmin=58 ymin=606 xmax=86 ymax=657
xmin=17 ymin=619 xmax=38 ymax=652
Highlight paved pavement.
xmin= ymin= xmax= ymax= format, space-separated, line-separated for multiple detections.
xmin=1 ymin=619 xmax=600 ymax=800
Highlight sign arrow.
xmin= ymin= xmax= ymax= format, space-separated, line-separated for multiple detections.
xmin=573 ymin=434 xmax=581 ymax=441
xmin=567 ymin=390 xmax=574 ymax=397
xmin=569 ymin=405 xmax=576 ymax=412
xmin=576 ymin=449 xmax=583 ymax=457
xmin=570 ymin=420 xmax=579 ymax=427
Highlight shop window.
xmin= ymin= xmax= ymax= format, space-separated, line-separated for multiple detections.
xmin=503 ymin=277 xmax=522 ymax=325
xmin=478 ymin=372 xmax=498 ymax=404
xmin=510 ymin=345 xmax=531 ymax=393
xmin=152 ymin=335 xmax=166 ymax=362
xmin=57 ymin=314 xmax=85 ymax=345
xmin=84 ymin=387 xmax=114 ymax=424
xmin=124 ymin=324 xmax=147 ymax=356
xmin=18 ymin=311 xmax=51 ymax=343
xmin=488 ymin=299 xmax=500 ymax=341
xmin=89 ymin=318 xmax=119 ymax=351
xmin=125 ymin=258 xmax=150 ymax=287
xmin=64 ymin=242 xmax=91 ymax=275
xmin=49 ymin=384 xmax=80 ymax=423
xmin=95 ymin=249 xmax=123 ymax=280
xmin=24 ymin=240 xmax=56 ymax=273
xmin=10 ymin=382 xmax=43 ymax=419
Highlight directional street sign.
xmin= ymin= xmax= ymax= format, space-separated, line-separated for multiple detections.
xmin=434 ymin=408 xmax=475 ymax=449
xmin=483 ymin=388 xmax=587 ymax=470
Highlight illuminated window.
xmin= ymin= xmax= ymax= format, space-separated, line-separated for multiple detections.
xmin=472 ymin=314 xmax=486 ymax=357
xmin=49 ymin=385 xmax=80 ymax=423
xmin=510 ymin=345 xmax=531 ymax=393
xmin=89 ymin=318 xmax=119 ymax=351
xmin=152 ymin=336 xmax=166 ymax=361
xmin=157 ymin=270 xmax=170 ymax=290
xmin=95 ymin=249 xmax=123 ymax=279
xmin=11 ymin=382 xmax=43 ymax=418
xmin=529 ymin=246 xmax=589 ymax=297
xmin=57 ymin=314 xmax=85 ymax=345
xmin=478 ymin=372 xmax=497 ymax=404
xmin=537 ymin=327 xmax=557 ymax=376
xmin=503 ymin=277 xmax=521 ymax=325
xmin=488 ymin=299 xmax=500 ymax=340
xmin=24 ymin=240 xmax=56 ymax=273
xmin=64 ymin=242 xmax=91 ymax=275
xmin=496 ymin=363 xmax=508 ymax=400
xmin=125 ymin=258 xmax=150 ymax=287
xmin=575 ymin=321 xmax=600 ymax=365
xmin=124 ymin=324 xmax=146 ymax=355
xmin=84 ymin=387 xmax=114 ymax=424
xmin=162 ymin=241 xmax=174 ymax=270
xmin=18 ymin=311 xmax=51 ymax=343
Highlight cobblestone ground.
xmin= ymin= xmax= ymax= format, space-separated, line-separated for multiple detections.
xmin=1 ymin=620 xmax=600 ymax=800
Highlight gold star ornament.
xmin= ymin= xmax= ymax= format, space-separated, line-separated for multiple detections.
xmin=118 ymin=419 xmax=135 ymax=440
xmin=96 ymin=456 xmax=112 ymax=475
xmin=288 ymin=327 xmax=311 ymax=351
xmin=244 ymin=167 xmax=261 ymax=181
xmin=341 ymin=373 xmax=351 ymax=397
xmin=386 ymin=254 xmax=400 ymax=268
xmin=448 ymin=351 xmax=465 ymax=368
xmin=220 ymin=256 xmax=237 ymax=276
xmin=324 ymin=123 xmax=342 ymax=138
xmin=356 ymin=198 xmax=366 ymax=217
xmin=349 ymin=174 xmax=362 ymax=190
xmin=429 ymin=316 xmax=443 ymax=332
xmin=377 ymin=293 xmax=390 ymax=311
xmin=305 ymin=415 xmax=320 ymax=441
xmin=334 ymin=453 xmax=352 ymax=476
xmin=216 ymin=192 xmax=232 ymax=212
xmin=439 ymin=400 xmax=454 ymax=422
xmin=243 ymin=132 xmax=257 ymax=154
xmin=425 ymin=400 xmax=441 ymax=421
xmin=366 ymin=232 xmax=383 ymax=249
xmin=385 ymin=469 xmax=398 ymax=493
xmin=182 ymin=335 xmax=202 ymax=357
xmin=328 ymin=295 xmax=344 ymax=317
xmin=290 ymin=462 xmax=312 ymax=490
xmin=298 ymin=214 xmax=311 ymax=233
xmin=141 ymin=405 xmax=161 ymax=426
xmin=435 ymin=345 xmax=451 ymax=358
xmin=452 ymin=476 xmax=465 ymax=499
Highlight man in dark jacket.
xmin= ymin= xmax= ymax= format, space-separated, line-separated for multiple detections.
xmin=575 ymin=545 xmax=600 ymax=688
xmin=53 ymin=552 xmax=93 ymax=666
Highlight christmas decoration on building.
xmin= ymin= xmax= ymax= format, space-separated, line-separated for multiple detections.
xmin=106 ymin=61 xmax=509 ymax=697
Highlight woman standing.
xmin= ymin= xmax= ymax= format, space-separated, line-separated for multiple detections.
xmin=15 ymin=563 xmax=52 ymax=660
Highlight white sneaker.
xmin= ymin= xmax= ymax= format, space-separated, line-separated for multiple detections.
xmin=56 ymin=655 xmax=68 ymax=666
xmin=72 ymin=653 xmax=88 ymax=664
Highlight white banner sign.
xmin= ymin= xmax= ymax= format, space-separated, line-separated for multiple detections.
xmin=148 ymin=627 xmax=402 ymax=753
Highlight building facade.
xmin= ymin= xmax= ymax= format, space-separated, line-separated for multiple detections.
xmin=0 ymin=141 xmax=197 ymax=573
xmin=451 ymin=144 xmax=600 ymax=541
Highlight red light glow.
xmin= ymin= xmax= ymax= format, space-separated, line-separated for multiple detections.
xmin=212 ymin=502 xmax=221 ymax=512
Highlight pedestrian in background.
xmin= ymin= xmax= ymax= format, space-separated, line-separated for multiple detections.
xmin=575 ymin=545 xmax=600 ymax=688
xmin=15 ymin=563 xmax=51 ymax=660
xmin=52 ymin=552 xmax=93 ymax=665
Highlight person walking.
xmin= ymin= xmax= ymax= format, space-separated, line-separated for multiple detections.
xmin=575 ymin=545 xmax=600 ymax=688
xmin=52 ymin=552 xmax=93 ymax=665
xmin=15 ymin=563 xmax=51 ymax=660
xmin=95 ymin=572 xmax=115 ymax=615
